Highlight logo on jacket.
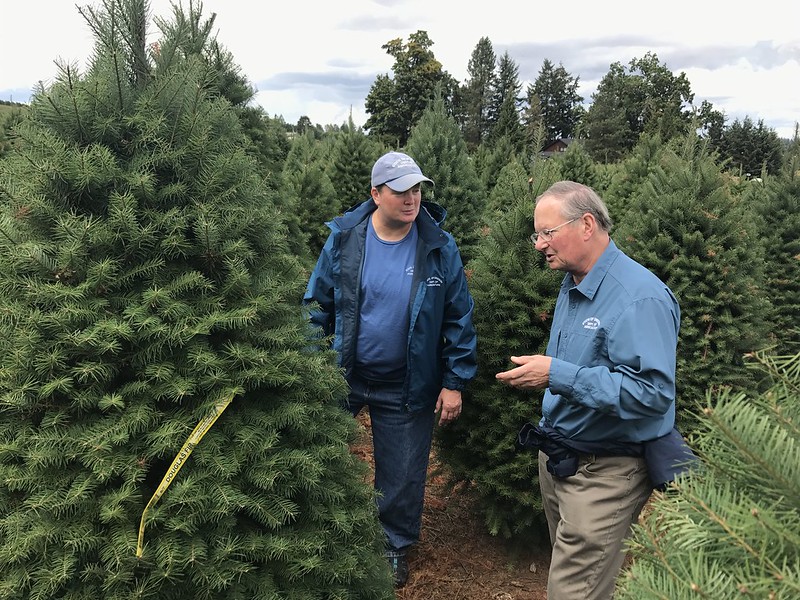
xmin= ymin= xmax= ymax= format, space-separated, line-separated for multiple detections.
xmin=406 ymin=266 xmax=414 ymax=276
xmin=426 ymin=276 xmax=442 ymax=287
xmin=582 ymin=317 xmax=600 ymax=330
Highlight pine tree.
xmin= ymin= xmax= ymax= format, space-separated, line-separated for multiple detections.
xmin=603 ymin=134 xmax=663 ymax=222
xmin=746 ymin=173 xmax=800 ymax=355
xmin=326 ymin=116 xmax=385 ymax=210
xmin=554 ymin=139 xmax=597 ymax=188
xmin=473 ymin=134 xmax=519 ymax=195
xmin=405 ymin=88 xmax=485 ymax=264
xmin=0 ymin=2 xmax=393 ymax=598
xmin=236 ymin=104 xmax=291 ymax=187
xmin=616 ymin=350 xmax=800 ymax=600
xmin=435 ymin=158 xmax=561 ymax=540
xmin=484 ymin=157 xmax=530 ymax=222
xmin=719 ymin=116 xmax=785 ymax=177
xmin=524 ymin=59 xmax=584 ymax=147
xmin=487 ymin=52 xmax=524 ymax=152
xmin=460 ymin=37 xmax=497 ymax=150
xmin=613 ymin=134 xmax=773 ymax=435
xmin=0 ymin=108 xmax=26 ymax=159
xmin=282 ymin=129 xmax=339 ymax=262
xmin=159 ymin=2 xmax=296 ymax=257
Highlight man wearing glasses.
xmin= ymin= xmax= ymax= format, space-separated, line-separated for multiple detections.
xmin=496 ymin=181 xmax=681 ymax=600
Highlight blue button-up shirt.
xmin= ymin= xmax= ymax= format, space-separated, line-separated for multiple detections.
xmin=541 ymin=240 xmax=680 ymax=443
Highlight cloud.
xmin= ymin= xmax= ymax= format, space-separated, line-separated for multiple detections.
xmin=505 ymin=36 xmax=795 ymax=83
xmin=256 ymin=71 xmax=375 ymax=97
xmin=339 ymin=15 xmax=415 ymax=31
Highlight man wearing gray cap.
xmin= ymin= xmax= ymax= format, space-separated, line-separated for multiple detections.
xmin=303 ymin=151 xmax=477 ymax=587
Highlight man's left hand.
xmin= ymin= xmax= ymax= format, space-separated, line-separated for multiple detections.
xmin=436 ymin=388 xmax=462 ymax=425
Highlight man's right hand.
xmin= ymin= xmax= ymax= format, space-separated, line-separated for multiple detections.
xmin=495 ymin=355 xmax=551 ymax=390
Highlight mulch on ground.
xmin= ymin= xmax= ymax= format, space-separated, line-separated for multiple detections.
xmin=352 ymin=411 xmax=550 ymax=600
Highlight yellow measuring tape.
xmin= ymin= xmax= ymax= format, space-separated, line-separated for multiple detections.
xmin=136 ymin=391 xmax=236 ymax=558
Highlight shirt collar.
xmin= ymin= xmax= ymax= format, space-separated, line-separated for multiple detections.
xmin=562 ymin=239 xmax=620 ymax=300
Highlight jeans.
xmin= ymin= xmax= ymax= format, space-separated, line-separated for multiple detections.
xmin=346 ymin=374 xmax=435 ymax=551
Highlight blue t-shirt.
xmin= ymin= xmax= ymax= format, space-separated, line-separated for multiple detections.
xmin=355 ymin=219 xmax=417 ymax=381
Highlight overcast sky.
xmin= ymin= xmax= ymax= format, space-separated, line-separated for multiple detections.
xmin=2 ymin=1 xmax=799 ymax=138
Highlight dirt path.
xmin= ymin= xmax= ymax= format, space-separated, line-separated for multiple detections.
xmin=352 ymin=413 xmax=550 ymax=599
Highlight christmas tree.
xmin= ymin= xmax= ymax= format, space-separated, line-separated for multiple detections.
xmin=612 ymin=134 xmax=772 ymax=434
xmin=405 ymin=89 xmax=486 ymax=264
xmin=616 ymin=350 xmax=800 ymax=599
xmin=281 ymin=128 xmax=339 ymax=261
xmin=0 ymin=1 xmax=393 ymax=598
xmin=746 ymin=172 xmax=800 ymax=355
xmin=435 ymin=157 xmax=561 ymax=540
xmin=325 ymin=115 xmax=385 ymax=211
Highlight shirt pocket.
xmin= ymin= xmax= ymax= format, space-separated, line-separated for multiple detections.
xmin=558 ymin=328 xmax=605 ymax=363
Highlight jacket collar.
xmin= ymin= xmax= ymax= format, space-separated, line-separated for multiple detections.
xmin=329 ymin=198 xmax=448 ymax=246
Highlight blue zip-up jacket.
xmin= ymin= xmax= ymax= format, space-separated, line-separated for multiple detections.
xmin=303 ymin=198 xmax=477 ymax=412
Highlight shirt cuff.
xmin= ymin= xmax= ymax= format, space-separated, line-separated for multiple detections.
xmin=548 ymin=358 xmax=578 ymax=397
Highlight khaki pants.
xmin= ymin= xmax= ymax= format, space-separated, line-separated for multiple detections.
xmin=539 ymin=450 xmax=652 ymax=600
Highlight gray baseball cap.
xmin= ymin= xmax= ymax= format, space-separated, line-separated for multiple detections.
xmin=371 ymin=151 xmax=434 ymax=192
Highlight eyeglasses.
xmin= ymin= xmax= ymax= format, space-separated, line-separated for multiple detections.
xmin=530 ymin=217 xmax=579 ymax=243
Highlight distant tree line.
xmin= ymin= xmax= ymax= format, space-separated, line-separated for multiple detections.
xmin=278 ymin=30 xmax=792 ymax=184
xmin=359 ymin=31 xmax=791 ymax=178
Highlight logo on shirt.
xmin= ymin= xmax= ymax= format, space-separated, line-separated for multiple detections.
xmin=426 ymin=276 xmax=442 ymax=287
xmin=405 ymin=266 xmax=414 ymax=276
xmin=582 ymin=317 xmax=600 ymax=330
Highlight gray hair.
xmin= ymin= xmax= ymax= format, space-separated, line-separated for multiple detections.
xmin=535 ymin=181 xmax=613 ymax=232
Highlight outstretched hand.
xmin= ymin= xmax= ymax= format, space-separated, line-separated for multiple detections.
xmin=495 ymin=355 xmax=552 ymax=390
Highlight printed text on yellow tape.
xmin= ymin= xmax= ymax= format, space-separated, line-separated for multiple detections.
xmin=136 ymin=392 xmax=235 ymax=558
